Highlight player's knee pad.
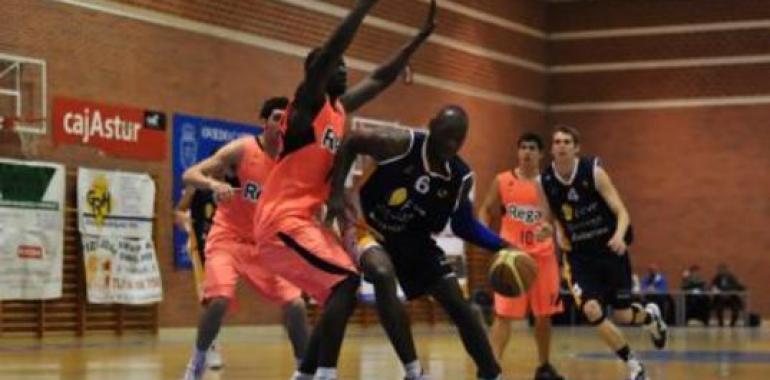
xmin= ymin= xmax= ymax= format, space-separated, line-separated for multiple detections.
xmin=581 ymin=299 xmax=606 ymax=325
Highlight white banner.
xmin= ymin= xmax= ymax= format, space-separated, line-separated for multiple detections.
xmin=82 ymin=235 xmax=162 ymax=304
xmin=0 ymin=158 xmax=65 ymax=300
xmin=77 ymin=168 xmax=155 ymax=237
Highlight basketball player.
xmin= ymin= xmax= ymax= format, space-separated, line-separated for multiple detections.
xmin=327 ymin=105 xmax=508 ymax=380
xmin=175 ymin=170 xmax=219 ymax=267
xmin=175 ymin=150 xmax=223 ymax=294
xmin=537 ymin=126 xmax=667 ymax=380
xmin=251 ymin=2 xmax=436 ymax=380
xmin=181 ymin=97 xmax=310 ymax=380
xmin=478 ymin=133 xmax=565 ymax=380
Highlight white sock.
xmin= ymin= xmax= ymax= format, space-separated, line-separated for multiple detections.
xmin=290 ymin=370 xmax=314 ymax=380
xmin=315 ymin=367 xmax=338 ymax=380
xmin=404 ymin=360 xmax=423 ymax=379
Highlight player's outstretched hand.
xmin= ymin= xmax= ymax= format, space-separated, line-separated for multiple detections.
xmin=419 ymin=0 xmax=437 ymax=37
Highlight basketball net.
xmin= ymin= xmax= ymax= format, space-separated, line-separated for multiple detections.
xmin=1 ymin=115 xmax=45 ymax=157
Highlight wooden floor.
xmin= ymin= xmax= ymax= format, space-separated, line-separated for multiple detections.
xmin=0 ymin=324 xmax=768 ymax=379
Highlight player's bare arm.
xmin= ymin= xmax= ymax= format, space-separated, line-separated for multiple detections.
xmin=534 ymin=178 xmax=556 ymax=241
xmin=325 ymin=124 xmax=412 ymax=226
xmin=478 ymin=176 xmax=502 ymax=228
xmin=595 ymin=166 xmax=631 ymax=254
xmin=174 ymin=186 xmax=195 ymax=228
xmin=287 ymin=0 xmax=378 ymax=145
xmin=181 ymin=139 xmax=245 ymax=202
xmin=340 ymin=0 xmax=436 ymax=113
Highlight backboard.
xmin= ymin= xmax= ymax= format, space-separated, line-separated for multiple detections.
xmin=0 ymin=52 xmax=47 ymax=134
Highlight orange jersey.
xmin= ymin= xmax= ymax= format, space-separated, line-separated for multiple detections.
xmin=497 ymin=170 xmax=554 ymax=256
xmin=253 ymin=98 xmax=346 ymax=238
xmin=211 ymin=137 xmax=274 ymax=240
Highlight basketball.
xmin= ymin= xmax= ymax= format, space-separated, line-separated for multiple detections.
xmin=489 ymin=248 xmax=538 ymax=297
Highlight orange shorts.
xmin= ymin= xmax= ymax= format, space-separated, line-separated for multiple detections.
xmin=203 ymin=228 xmax=301 ymax=306
xmin=254 ymin=217 xmax=358 ymax=305
xmin=494 ymin=251 xmax=563 ymax=319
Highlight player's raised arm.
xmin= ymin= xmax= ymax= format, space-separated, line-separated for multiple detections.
xmin=340 ymin=0 xmax=436 ymax=113
xmin=288 ymin=0 xmax=379 ymax=143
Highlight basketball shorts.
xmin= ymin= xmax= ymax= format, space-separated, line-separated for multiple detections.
xmin=255 ymin=216 xmax=359 ymax=305
xmin=203 ymin=228 xmax=301 ymax=305
xmin=358 ymin=231 xmax=454 ymax=300
xmin=563 ymin=248 xmax=634 ymax=310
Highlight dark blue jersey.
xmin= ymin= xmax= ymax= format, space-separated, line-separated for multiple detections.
xmin=360 ymin=130 xmax=473 ymax=241
xmin=540 ymin=157 xmax=632 ymax=254
xmin=189 ymin=190 xmax=215 ymax=250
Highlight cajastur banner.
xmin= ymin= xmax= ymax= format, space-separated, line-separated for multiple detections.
xmin=52 ymin=96 xmax=167 ymax=161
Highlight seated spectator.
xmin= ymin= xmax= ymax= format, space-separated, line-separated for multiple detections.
xmin=681 ymin=265 xmax=711 ymax=325
xmin=642 ymin=264 xmax=668 ymax=293
xmin=711 ymin=264 xmax=746 ymax=327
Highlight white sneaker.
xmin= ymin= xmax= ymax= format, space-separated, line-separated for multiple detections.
xmin=643 ymin=303 xmax=668 ymax=349
xmin=206 ymin=342 xmax=224 ymax=370
xmin=627 ymin=358 xmax=648 ymax=380
xmin=182 ymin=350 xmax=207 ymax=380
xmin=289 ymin=371 xmax=314 ymax=380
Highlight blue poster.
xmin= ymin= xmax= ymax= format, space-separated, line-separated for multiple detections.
xmin=172 ymin=113 xmax=262 ymax=268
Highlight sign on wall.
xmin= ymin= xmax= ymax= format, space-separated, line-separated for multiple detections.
xmin=77 ymin=168 xmax=155 ymax=237
xmin=77 ymin=168 xmax=160 ymax=304
xmin=82 ymin=235 xmax=162 ymax=304
xmin=52 ymin=97 xmax=166 ymax=161
xmin=0 ymin=158 xmax=65 ymax=300
xmin=171 ymin=113 xmax=261 ymax=268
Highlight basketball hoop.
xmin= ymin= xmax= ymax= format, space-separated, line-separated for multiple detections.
xmin=1 ymin=115 xmax=46 ymax=157
xmin=0 ymin=115 xmax=13 ymax=130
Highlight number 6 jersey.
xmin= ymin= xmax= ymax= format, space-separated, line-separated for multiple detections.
xmin=360 ymin=130 xmax=472 ymax=240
